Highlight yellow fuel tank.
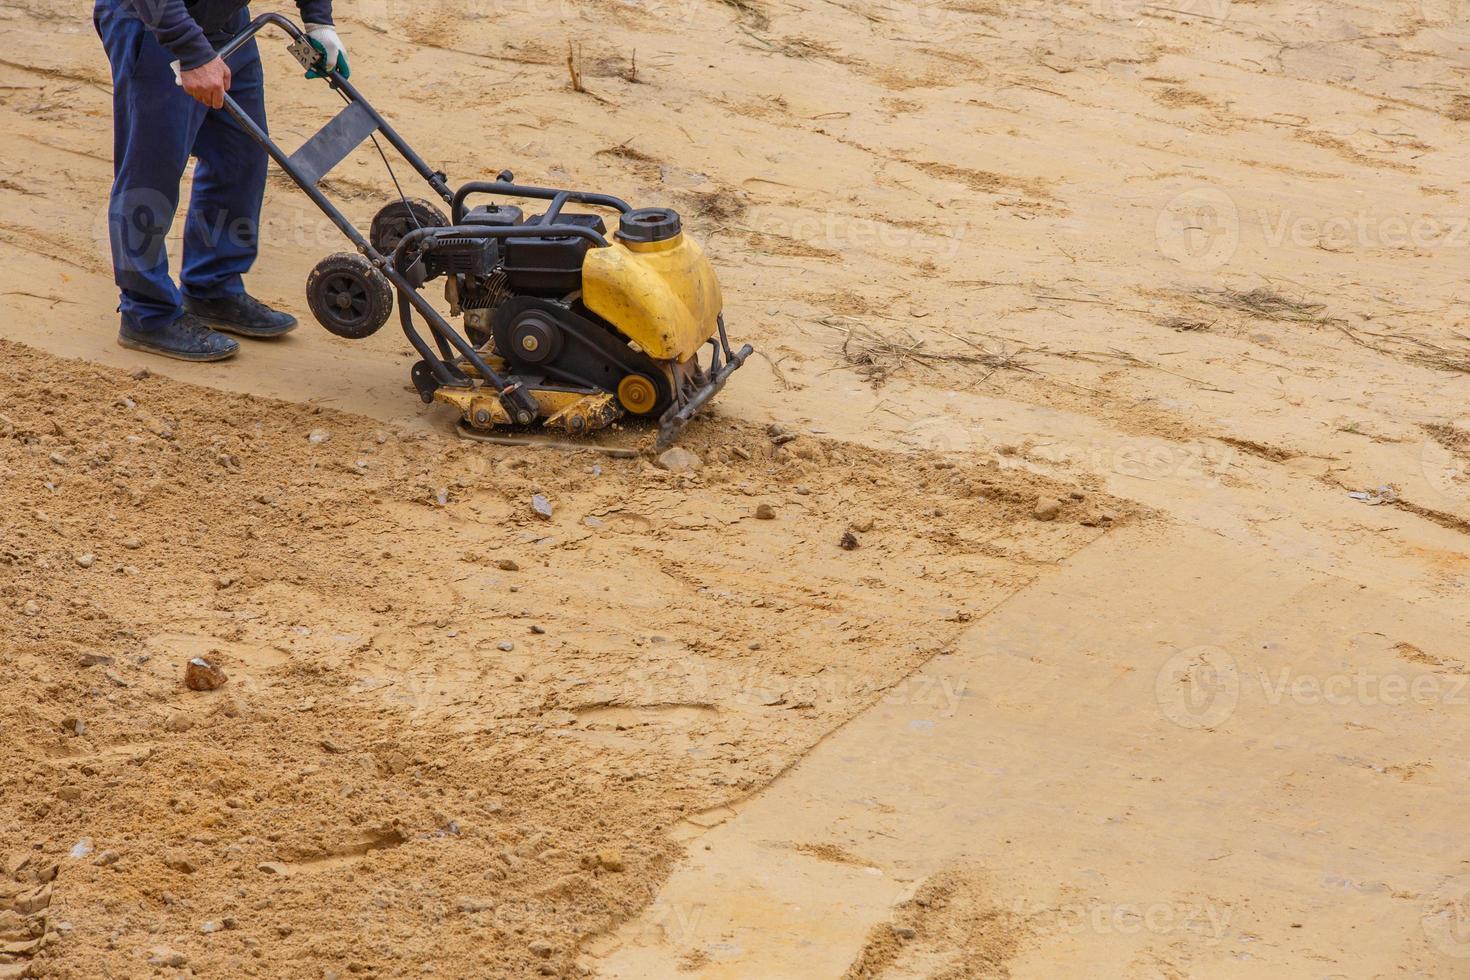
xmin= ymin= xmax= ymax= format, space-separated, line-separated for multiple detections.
xmin=581 ymin=232 xmax=722 ymax=363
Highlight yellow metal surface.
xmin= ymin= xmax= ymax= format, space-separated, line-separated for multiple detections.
xmin=434 ymin=385 xmax=620 ymax=436
xmin=582 ymin=232 xmax=723 ymax=362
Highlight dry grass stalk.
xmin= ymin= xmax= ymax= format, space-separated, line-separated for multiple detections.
xmin=835 ymin=323 xmax=1032 ymax=385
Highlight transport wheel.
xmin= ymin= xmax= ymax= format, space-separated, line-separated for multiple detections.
xmin=370 ymin=198 xmax=449 ymax=255
xmin=307 ymin=252 xmax=394 ymax=339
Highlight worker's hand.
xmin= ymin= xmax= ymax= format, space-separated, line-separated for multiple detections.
xmin=178 ymin=57 xmax=232 ymax=110
xmin=304 ymin=24 xmax=350 ymax=79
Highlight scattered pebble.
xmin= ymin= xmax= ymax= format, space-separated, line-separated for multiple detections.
xmin=497 ymin=641 xmax=515 ymax=652
xmin=61 ymin=717 xmax=85 ymax=737
xmin=256 ymin=861 xmax=289 ymax=876
xmin=596 ymin=849 xmax=625 ymax=872
xmin=531 ymin=494 xmax=553 ymax=520
xmin=78 ymin=652 xmax=113 ymax=667
xmin=69 ymin=838 xmax=93 ymax=860
xmin=147 ymin=948 xmax=186 ymax=969
xmin=529 ymin=625 xmax=545 ymax=635
xmin=528 ymin=940 xmax=554 ymax=959
xmin=497 ymin=559 xmax=520 ymax=571
xmin=185 ymin=657 xmax=228 ymax=691
xmin=75 ymin=553 xmax=95 ymax=568
xmin=1033 ymin=496 xmax=1062 ymax=522
xmin=164 ymin=712 xmax=193 ymax=733
xmin=656 ymin=447 xmax=703 ymax=473
xmin=892 ymin=925 xmax=917 ymax=940
xmin=23 ymin=600 xmax=40 ymax=617
xmin=308 ymin=428 xmax=332 ymax=444
xmin=48 ymin=451 xmax=68 ymax=466
xmin=93 ymin=850 xmax=121 ymax=868
xmin=121 ymin=536 xmax=142 ymax=550
xmin=754 ymin=503 xmax=776 ymax=520
xmin=839 ymin=531 xmax=860 ymax=550
xmin=162 ymin=851 xmax=197 ymax=874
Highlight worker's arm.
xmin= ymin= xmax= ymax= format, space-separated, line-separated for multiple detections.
xmin=118 ymin=0 xmax=217 ymax=71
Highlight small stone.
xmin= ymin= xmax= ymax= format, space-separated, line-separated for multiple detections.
xmin=75 ymin=553 xmax=95 ymax=568
xmin=1033 ymin=496 xmax=1062 ymax=522
xmin=656 ymin=447 xmax=703 ymax=473
xmin=61 ymin=716 xmax=86 ymax=737
xmin=529 ymin=625 xmax=545 ymax=635
xmin=496 ymin=559 xmax=520 ymax=571
xmin=48 ymin=451 xmax=69 ymax=466
xmin=529 ymin=939 xmax=554 ymax=958
xmin=531 ymin=494 xmax=553 ymax=520
xmin=164 ymin=711 xmax=193 ymax=733
xmin=457 ymin=897 xmax=494 ymax=913
xmin=162 ymin=851 xmax=197 ymax=874
xmin=307 ymin=428 xmax=332 ymax=444
xmin=839 ymin=531 xmax=860 ymax=550
xmin=185 ymin=657 xmax=228 ymax=691
xmin=93 ymin=850 xmax=121 ymax=867
xmin=256 ymin=861 xmax=289 ymax=876
xmin=892 ymin=925 xmax=917 ymax=940
xmin=22 ymin=600 xmax=40 ymax=617
xmin=78 ymin=652 xmax=113 ymax=667
xmin=131 ymin=367 xmax=152 ymax=380
xmin=596 ymin=849 xmax=625 ymax=872
xmin=216 ymin=573 xmax=237 ymax=589
xmin=497 ymin=641 xmax=515 ymax=652
xmin=754 ymin=503 xmax=776 ymax=520
xmin=69 ymin=838 xmax=93 ymax=859
xmin=147 ymin=948 xmax=186 ymax=969
xmin=201 ymin=921 xmax=221 ymax=934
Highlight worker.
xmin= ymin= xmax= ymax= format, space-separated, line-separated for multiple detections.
xmin=94 ymin=1 xmax=349 ymax=361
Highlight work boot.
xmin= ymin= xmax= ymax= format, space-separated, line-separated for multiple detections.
xmin=183 ymin=292 xmax=298 ymax=338
xmin=118 ymin=313 xmax=240 ymax=362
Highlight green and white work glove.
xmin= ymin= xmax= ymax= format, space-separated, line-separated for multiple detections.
xmin=304 ymin=24 xmax=350 ymax=79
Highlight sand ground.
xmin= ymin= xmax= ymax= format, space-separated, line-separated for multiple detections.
xmin=2 ymin=0 xmax=1470 ymax=977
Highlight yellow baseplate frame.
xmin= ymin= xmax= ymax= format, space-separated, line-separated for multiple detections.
xmin=435 ymin=386 xmax=621 ymax=436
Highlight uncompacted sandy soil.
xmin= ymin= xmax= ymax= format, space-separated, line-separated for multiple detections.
xmin=0 ymin=340 xmax=1112 ymax=977
xmin=4 ymin=0 xmax=1470 ymax=976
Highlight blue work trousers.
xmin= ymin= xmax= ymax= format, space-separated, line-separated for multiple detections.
xmin=94 ymin=1 xmax=268 ymax=332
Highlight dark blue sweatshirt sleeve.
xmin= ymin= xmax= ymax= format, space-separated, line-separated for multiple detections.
xmin=298 ymin=0 xmax=333 ymax=26
xmin=119 ymin=0 xmax=215 ymax=70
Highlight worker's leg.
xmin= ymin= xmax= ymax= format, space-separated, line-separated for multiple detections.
xmin=179 ymin=15 xmax=296 ymax=338
xmin=94 ymin=0 xmax=208 ymax=334
xmin=180 ymin=20 xmax=267 ymax=301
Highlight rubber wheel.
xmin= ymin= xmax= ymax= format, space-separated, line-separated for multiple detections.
xmin=306 ymin=252 xmax=394 ymax=339
xmin=370 ymin=198 xmax=449 ymax=255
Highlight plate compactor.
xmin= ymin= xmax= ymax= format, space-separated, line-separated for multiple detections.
xmin=217 ymin=15 xmax=752 ymax=449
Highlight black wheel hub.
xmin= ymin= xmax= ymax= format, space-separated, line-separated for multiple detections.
xmin=508 ymin=311 xmax=562 ymax=365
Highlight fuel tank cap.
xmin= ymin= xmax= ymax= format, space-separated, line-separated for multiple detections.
xmin=617 ymin=207 xmax=682 ymax=244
